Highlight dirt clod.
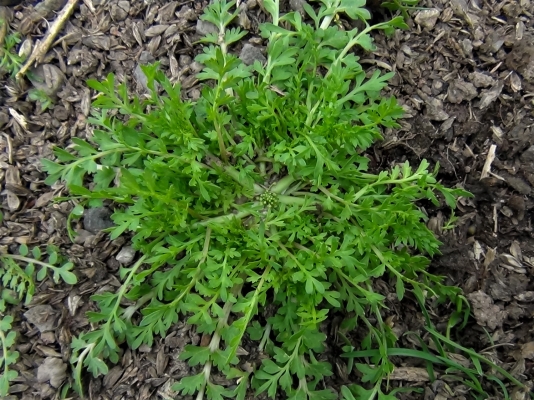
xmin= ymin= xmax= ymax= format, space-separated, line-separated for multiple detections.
xmin=37 ymin=357 xmax=67 ymax=388
xmin=467 ymin=290 xmax=507 ymax=330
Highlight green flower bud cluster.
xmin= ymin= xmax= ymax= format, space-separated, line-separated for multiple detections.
xmin=259 ymin=191 xmax=278 ymax=208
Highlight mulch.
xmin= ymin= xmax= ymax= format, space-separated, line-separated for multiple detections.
xmin=1 ymin=0 xmax=533 ymax=399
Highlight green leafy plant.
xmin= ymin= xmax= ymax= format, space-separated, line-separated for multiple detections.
xmin=28 ymin=88 xmax=54 ymax=112
xmin=0 ymin=31 xmax=24 ymax=77
xmin=341 ymin=317 xmax=531 ymax=399
xmin=0 ymin=244 xmax=77 ymax=396
xmin=380 ymin=0 xmax=422 ymax=20
xmin=0 ymin=299 xmax=18 ymax=397
xmin=42 ymin=0 xmax=480 ymax=398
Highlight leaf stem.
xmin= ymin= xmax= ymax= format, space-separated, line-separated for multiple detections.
xmin=198 ymin=270 xmax=242 ymax=400
xmin=4 ymin=254 xmax=59 ymax=271
xmin=326 ymin=21 xmax=394 ymax=79
xmin=270 ymin=175 xmax=297 ymax=194
xmin=370 ymin=245 xmax=439 ymax=298
xmin=193 ymin=210 xmax=253 ymax=228
xmin=319 ymin=0 xmax=342 ymax=30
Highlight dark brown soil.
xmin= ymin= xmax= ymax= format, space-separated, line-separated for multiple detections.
xmin=1 ymin=0 xmax=534 ymax=399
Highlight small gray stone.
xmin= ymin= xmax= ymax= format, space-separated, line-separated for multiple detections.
xmin=37 ymin=357 xmax=67 ymax=388
xmin=239 ymin=44 xmax=266 ymax=66
xmin=289 ymin=0 xmax=307 ymax=15
xmin=83 ymin=207 xmax=115 ymax=234
xmin=189 ymin=88 xmax=201 ymax=100
xmin=196 ymin=20 xmax=217 ymax=36
xmin=414 ymin=8 xmax=440 ymax=30
xmin=190 ymin=61 xmax=204 ymax=74
xmin=460 ymin=39 xmax=473 ymax=56
xmin=431 ymin=79 xmax=447 ymax=95
xmin=24 ymin=305 xmax=58 ymax=333
xmin=139 ymin=51 xmax=155 ymax=65
xmin=116 ymin=246 xmax=136 ymax=265
xmin=179 ymin=54 xmax=192 ymax=67
xmin=134 ymin=64 xmax=150 ymax=92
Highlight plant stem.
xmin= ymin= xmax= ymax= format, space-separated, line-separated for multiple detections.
xmin=327 ymin=20 xmax=394 ymax=79
xmin=205 ymin=153 xmax=263 ymax=194
xmin=106 ymin=255 xmax=147 ymax=325
xmin=277 ymin=195 xmax=308 ymax=206
xmin=226 ymin=265 xmax=272 ymax=364
xmin=4 ymin=254 xmax=57 ymax=271
xmin=198 ymin=274 xmax=243 ymax=400
xmin=319 ymin=0 xmax=342 ymax=30
xmin=194 ymin=210 xmax=253 ymax=227
xmin=259 ymin=322 xmax=271 ymax=352
xmin=271 ymin=175 xmax=297 ymax=194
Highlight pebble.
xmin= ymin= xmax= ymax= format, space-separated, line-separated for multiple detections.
xmin=139 ymin=51 xmax=156 ymax=65
xmin=460 ymin=38 xmax=473 ymax=56
xmin=37 ymin=357 xmax=67 ymax=388
xmin=189 ymin=88 xmax=201 ymax=100
xmin=289 ymin=0 xmax=307 ymax=15
xmin=116 ymin=246 xmax=136 ymax=265
xmin=134 ymin=64 xmax=150 ymax=92
xmin=196 ymin=20 xmax=217 ymax=36
xmin=83 ymin=207 xmax=115 ymax=234
xmin=179 ymin=54 xmax=192 ymax=67
xmin=239 ymin=44 xmax=266 ymax=66
xmin=190 ymin=61 xmax=204 ymax=74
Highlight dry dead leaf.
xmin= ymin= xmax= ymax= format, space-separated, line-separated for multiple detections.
xmin=389 ymin=367 xmax=431 ymax=382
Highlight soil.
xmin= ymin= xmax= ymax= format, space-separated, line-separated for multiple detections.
xmin=1 ymin=0 xmax=534 ymax=399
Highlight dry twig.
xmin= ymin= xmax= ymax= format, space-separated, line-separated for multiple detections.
xmin=16 ymin=0 xmax=78 ymax=81
xmin=480 ymin=144 xmax=497 ymax=180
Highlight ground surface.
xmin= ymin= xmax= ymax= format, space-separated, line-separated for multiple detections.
xmin=1 ymin=0 xmax=534 ymax=399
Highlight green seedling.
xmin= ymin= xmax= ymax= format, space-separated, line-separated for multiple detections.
xmin=28 ymin=88 xmax=53 ymax=111
xmin=0 ymin=31 xmax=24 ymax=77
xmin=0 ymin=244 xmax=77 ymax=396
